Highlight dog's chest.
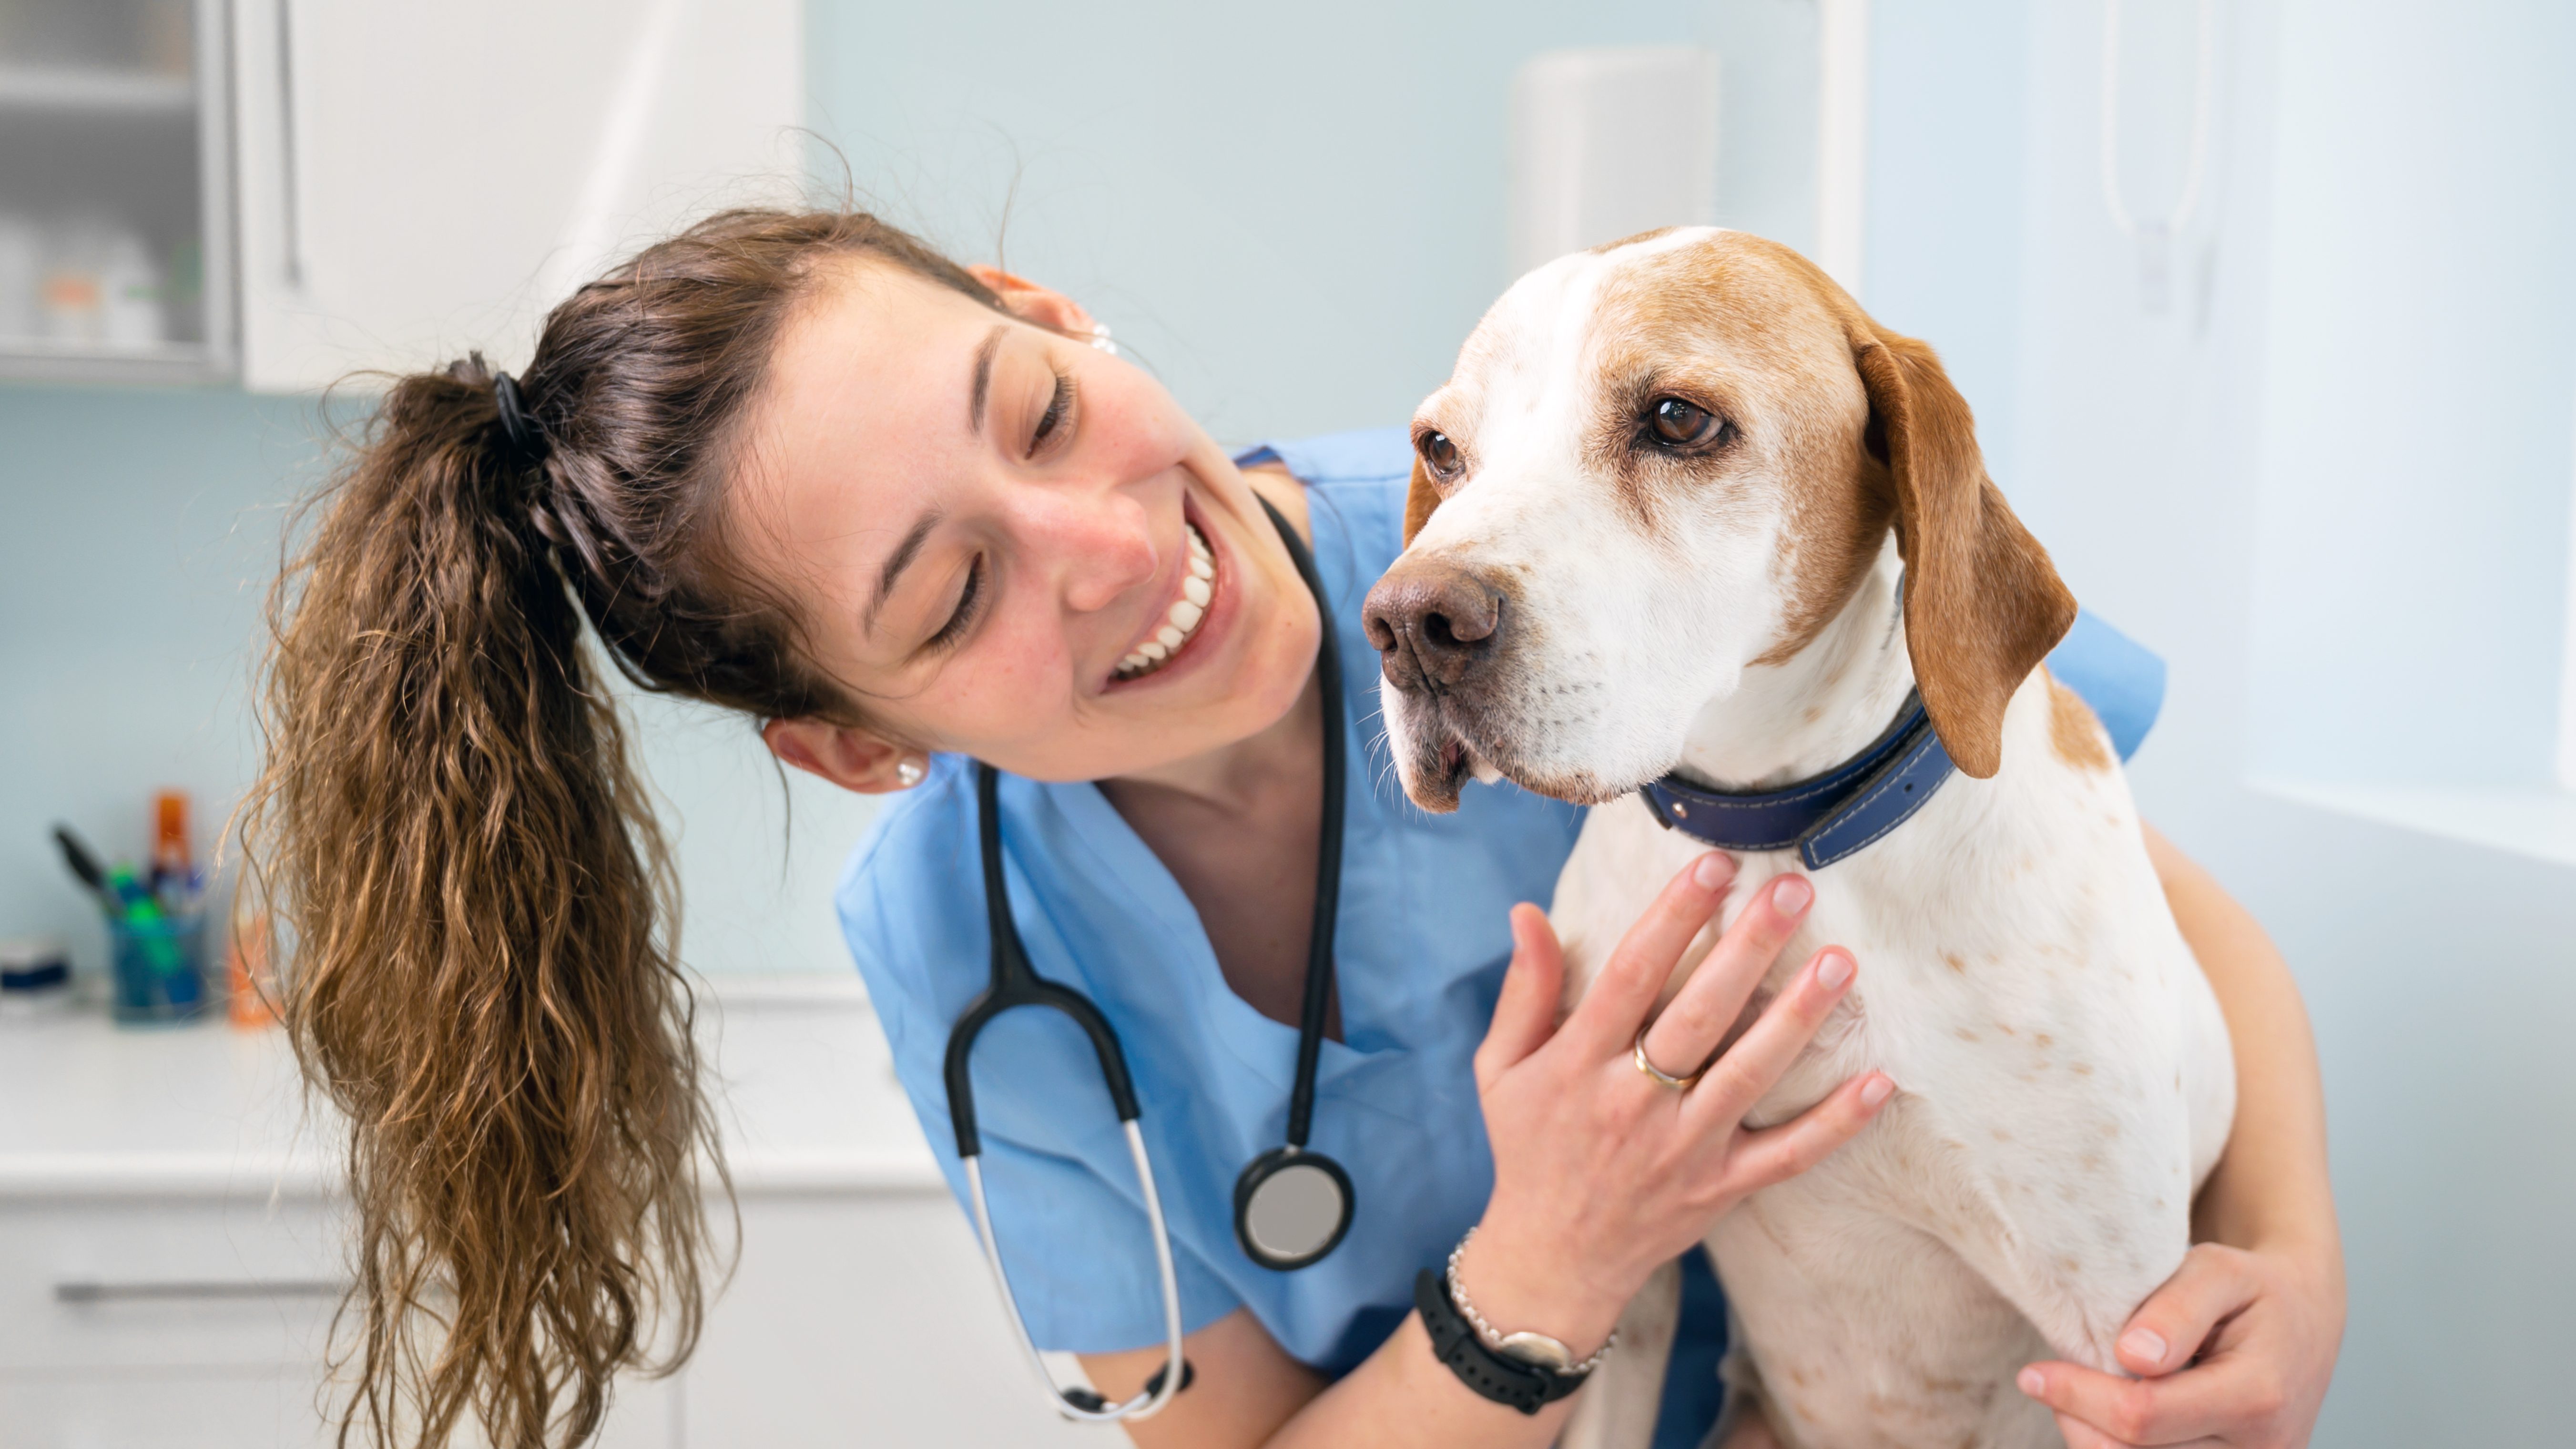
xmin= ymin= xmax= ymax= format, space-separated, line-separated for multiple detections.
xmin=1545 ymin=699 xmax=2230 ymax=1424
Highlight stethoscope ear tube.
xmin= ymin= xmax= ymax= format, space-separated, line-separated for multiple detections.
xmin=945 ymin=765 xmax=1144 ymax=1161
xmin=965 ymin=1119 xmax=1188 ymax=1422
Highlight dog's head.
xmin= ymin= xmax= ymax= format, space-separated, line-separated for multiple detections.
xmin=1363 ymin=227 xmax=2073 ymax=811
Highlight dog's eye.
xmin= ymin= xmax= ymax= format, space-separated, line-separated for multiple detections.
xmin=1647 ymin=397 xmax=1725 ymax=449
xmin=1418 ymin=430 xmax=1462 ymax=478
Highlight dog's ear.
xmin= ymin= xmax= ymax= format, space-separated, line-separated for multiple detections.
xmin=1403 ymin=455 xmax=1440 ymax=545
xmin=1849 ymin=324 xmax=2075 ymax=779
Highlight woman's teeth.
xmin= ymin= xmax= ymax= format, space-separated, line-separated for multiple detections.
xmin=1115 ymin=523 xmax=1217 ymax=681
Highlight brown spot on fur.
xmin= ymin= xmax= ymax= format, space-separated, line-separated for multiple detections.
xmin=1955 ymin=1027 xmax=1979 ymax=1042
xmin=1989 ymin=1126 xmax=2011 ymax=1142
xmin=2057 ymin=1256 xmax=2081 ymax=1274
xmin=2072 ymin=1062 xmax=2094 ymax=1076
xmin=1995 ymin=1022 xmax=2016 ymax=1036
xmin=2100 ymin=1121 xmax=2121 ymax=1138
xmin=2082 ymin=1152 xmax=2104 ymax=1173
xmin=2034 ymin=1032 xmax=2054 ymax=1048
xmin=2049 ymin=672 xmax=2115 ymax=772
xmin=1943 ymin=951 xmax=1966 ymax=974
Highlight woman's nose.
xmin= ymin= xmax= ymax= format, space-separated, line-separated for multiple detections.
xmin=1018 ymin=479 xmax=1160 ymax=614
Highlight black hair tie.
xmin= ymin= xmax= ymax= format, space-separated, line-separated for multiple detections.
xmin=491 ymin=371 xmax=550 ymax=469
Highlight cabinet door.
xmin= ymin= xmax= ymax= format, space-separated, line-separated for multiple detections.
xmin=228 ymin=0 xmax=800 ymax=394
xmin=685 ymin=1194 xmax=1108 ymax=1449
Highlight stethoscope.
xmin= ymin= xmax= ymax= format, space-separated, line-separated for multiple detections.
xmin=943 ymin=498 xmax=1353 ymax=1422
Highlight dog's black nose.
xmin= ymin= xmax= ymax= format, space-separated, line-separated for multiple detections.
xmin=1362 ymin=556 xmax=1506 ymax=693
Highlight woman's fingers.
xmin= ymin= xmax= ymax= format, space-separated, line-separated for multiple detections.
xmin=1474 ymin=904 xmax=1565 ymax=1091
xmin=2020 ymin=1356 xmax=2252 ymax=1447
xmin=1559 ymin=852 xmax=1735 ymax=1059
xmin=1639 ymin=873 xmax=1816 ymax=1084
xmin=2111 ymin=1245 xmax=2262 ymax=1377
xmin=1681 ymin=946 xmax=1857 ymax=1130
xmin=1712 ymin=1068 xmax=1894 ymax=1193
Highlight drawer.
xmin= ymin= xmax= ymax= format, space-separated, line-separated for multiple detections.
xmin=0 ymin=1199 xmax=344 ymax=1371
xmin=0 ymin=1369 xmax=332 ymax=1449
xmin=0 ymin=1367 xmax=679 ymax=1449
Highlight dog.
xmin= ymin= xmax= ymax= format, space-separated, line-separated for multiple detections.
xmin=1361 ymin=227 xmax=2234 ymax=1449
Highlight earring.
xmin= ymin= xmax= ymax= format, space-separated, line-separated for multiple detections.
xmin=895 ymin=755 xmax=927 ymax=788
xmin=1089 ymin=323 xmax=1118 ymax=357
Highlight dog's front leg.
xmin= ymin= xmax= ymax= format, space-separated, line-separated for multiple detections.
xmin=1558 ymin=1257 xmax=1681 ymax=1449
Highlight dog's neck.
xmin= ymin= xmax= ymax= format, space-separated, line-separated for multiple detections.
xmin=1671 ymin=539 xmax=1919 ymax=793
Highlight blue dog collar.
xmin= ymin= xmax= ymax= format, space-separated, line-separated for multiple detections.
xmin=1637 ymin=692 xmax=1956 ymax=869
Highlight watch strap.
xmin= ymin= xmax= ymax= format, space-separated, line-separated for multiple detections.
xmin=1413 ymin=1269 xmax=1590 ymax=1415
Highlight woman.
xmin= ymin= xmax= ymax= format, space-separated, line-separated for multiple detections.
xmin=250 ymin=209 xmax=2342 ymax=1449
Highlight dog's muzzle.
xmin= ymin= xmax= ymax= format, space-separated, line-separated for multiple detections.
xmin=1361 ymin=555 xmax=1507 ymax=696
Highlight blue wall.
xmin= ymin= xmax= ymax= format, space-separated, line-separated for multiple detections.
xmin=4 ymin=0 xmax=1742 ymax=979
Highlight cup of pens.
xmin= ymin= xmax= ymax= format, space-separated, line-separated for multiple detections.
xmin=107 ymin=904 xmax=208 ymax=1024
xmin=54 ymin=791 xmax=214 ymax=1026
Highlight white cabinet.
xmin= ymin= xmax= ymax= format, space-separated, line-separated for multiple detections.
xmin=229 ymin=0 xmax=802 ymax=392
xmin=0 ymin=983 xmax=1103 ymax=1449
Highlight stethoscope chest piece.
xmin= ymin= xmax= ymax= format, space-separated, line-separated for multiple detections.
xmin=1233 ymin=1145 xmax=1354 ymax=1270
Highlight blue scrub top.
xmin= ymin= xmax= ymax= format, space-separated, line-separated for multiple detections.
xmin=837 ymin=427 xmax=2164 ymax=1413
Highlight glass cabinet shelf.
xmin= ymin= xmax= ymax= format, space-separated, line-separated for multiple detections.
xmin=0 ymin=0 xmax=233 ymax=383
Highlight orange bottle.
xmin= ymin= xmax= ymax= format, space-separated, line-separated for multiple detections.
xmin=151 ymin=790 xmax=190 ymax=887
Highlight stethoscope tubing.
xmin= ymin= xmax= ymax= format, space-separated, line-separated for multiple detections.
xmin=949 ymin=496 xmax=1351 ymax=1418
xmin=965 ymin=1120 xmax=1187 ymax=1422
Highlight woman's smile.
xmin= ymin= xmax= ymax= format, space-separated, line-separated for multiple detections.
xmin=1109 ymin=496 xmax=1225 ymax=686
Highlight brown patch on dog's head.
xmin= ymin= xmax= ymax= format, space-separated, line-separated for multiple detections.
xmin=1593 ymin=235 xmax=2074 ymax=777
xmin=1582 ymin=235 xmax=1896 ymax=645
xmin=2047 ymin=674 xmax=2114 ymax=773
xmin=1403 ymin=454 xmax=1440 ymax=546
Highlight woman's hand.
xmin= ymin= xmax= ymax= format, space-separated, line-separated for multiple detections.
xmin=2019 ymin=824 xmax=2347 ymax=1448
xmin=1455 ymin=852 xmax=1894 ymax=1354
xmin=2017 ymin=1238 xmax=2343 ymax=1448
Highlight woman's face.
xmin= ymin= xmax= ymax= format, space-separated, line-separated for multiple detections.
xmin=736 ymin=260 xmax=1321 ymax=789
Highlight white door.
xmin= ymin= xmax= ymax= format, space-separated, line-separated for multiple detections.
xmin=229 ymin=0 xmax=801 ymax=393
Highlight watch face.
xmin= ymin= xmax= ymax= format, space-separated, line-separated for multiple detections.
xmin=1496 ymin=1330 xmax=1576 ymax=1371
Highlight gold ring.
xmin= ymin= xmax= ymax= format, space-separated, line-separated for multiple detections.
xmin=1632 ymin=1028 xmax=1703 ymax=1090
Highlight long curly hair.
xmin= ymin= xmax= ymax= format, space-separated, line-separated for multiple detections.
xmin=241 ymin=209 xmax=1006 ymax=1448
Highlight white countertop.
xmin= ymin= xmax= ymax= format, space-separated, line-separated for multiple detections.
xmin=0 ymin=975 xmax=945 ymax=1199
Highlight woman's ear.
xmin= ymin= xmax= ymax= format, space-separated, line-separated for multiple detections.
xmin=762 ymin=718 xmax=921 ymax=795
xmin=963 ymin=264 xmax=1097 ymax=337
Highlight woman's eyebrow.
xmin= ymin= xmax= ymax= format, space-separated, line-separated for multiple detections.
xmin=864 ymin=509 xmax=944 ymax=638
xmin=967 ymin=324 xmax=1007 ymax=434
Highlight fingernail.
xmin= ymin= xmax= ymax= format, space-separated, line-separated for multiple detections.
xmin=1860 ymin=1073 xmax=1894 ymax=1107
xmin=1692 ymin=853 xmax=1731 ymax=890
xmin=2119 ymin=1327 xmax=2168 ymax=1366
xmin=1772 ymin=876 xmax=1812 ymax=914
xmin=1815 ymin=951 xmax=1853 ymax=991
xmin=2016 ymin=1366 xmax=2045 ymax=1398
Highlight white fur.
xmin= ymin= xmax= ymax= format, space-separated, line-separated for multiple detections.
xmin=1384 ymin=234 xmax=2236 ymax=1449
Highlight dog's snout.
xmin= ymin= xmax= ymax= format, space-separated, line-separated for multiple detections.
xmin=1362 ymin=556 xmax=1507 ymax=693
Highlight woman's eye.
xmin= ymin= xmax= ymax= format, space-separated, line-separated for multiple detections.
xmin=1418 ymin=430 xmax=1461 ymax=477
xmin=1028 ymin=371 xmax=1075 ymax=457
xmin=927 ymin=556 xmax=984 ymax=649
xmin=1646 ymin=397 xmax=1725 ymax=448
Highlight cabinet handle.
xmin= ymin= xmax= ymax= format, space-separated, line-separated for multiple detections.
xmin=273 ymin=0 xmax=306 ymax=286
xmin=55 ymin=1278 xmax=347 ymax=1304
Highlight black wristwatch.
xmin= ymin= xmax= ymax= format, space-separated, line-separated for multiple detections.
xmin=1413 ymin=1268 xmax=1599 ymax=1415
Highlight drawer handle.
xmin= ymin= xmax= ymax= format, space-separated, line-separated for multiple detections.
xmin=55 ymin=1278 xmax=347 ymax=1304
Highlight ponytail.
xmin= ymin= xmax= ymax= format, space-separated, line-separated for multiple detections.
xmin=246 ymin=357 xmax=715 ymax=1447
xmin=245 ymin=207 xmax=1013 ymax=1448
